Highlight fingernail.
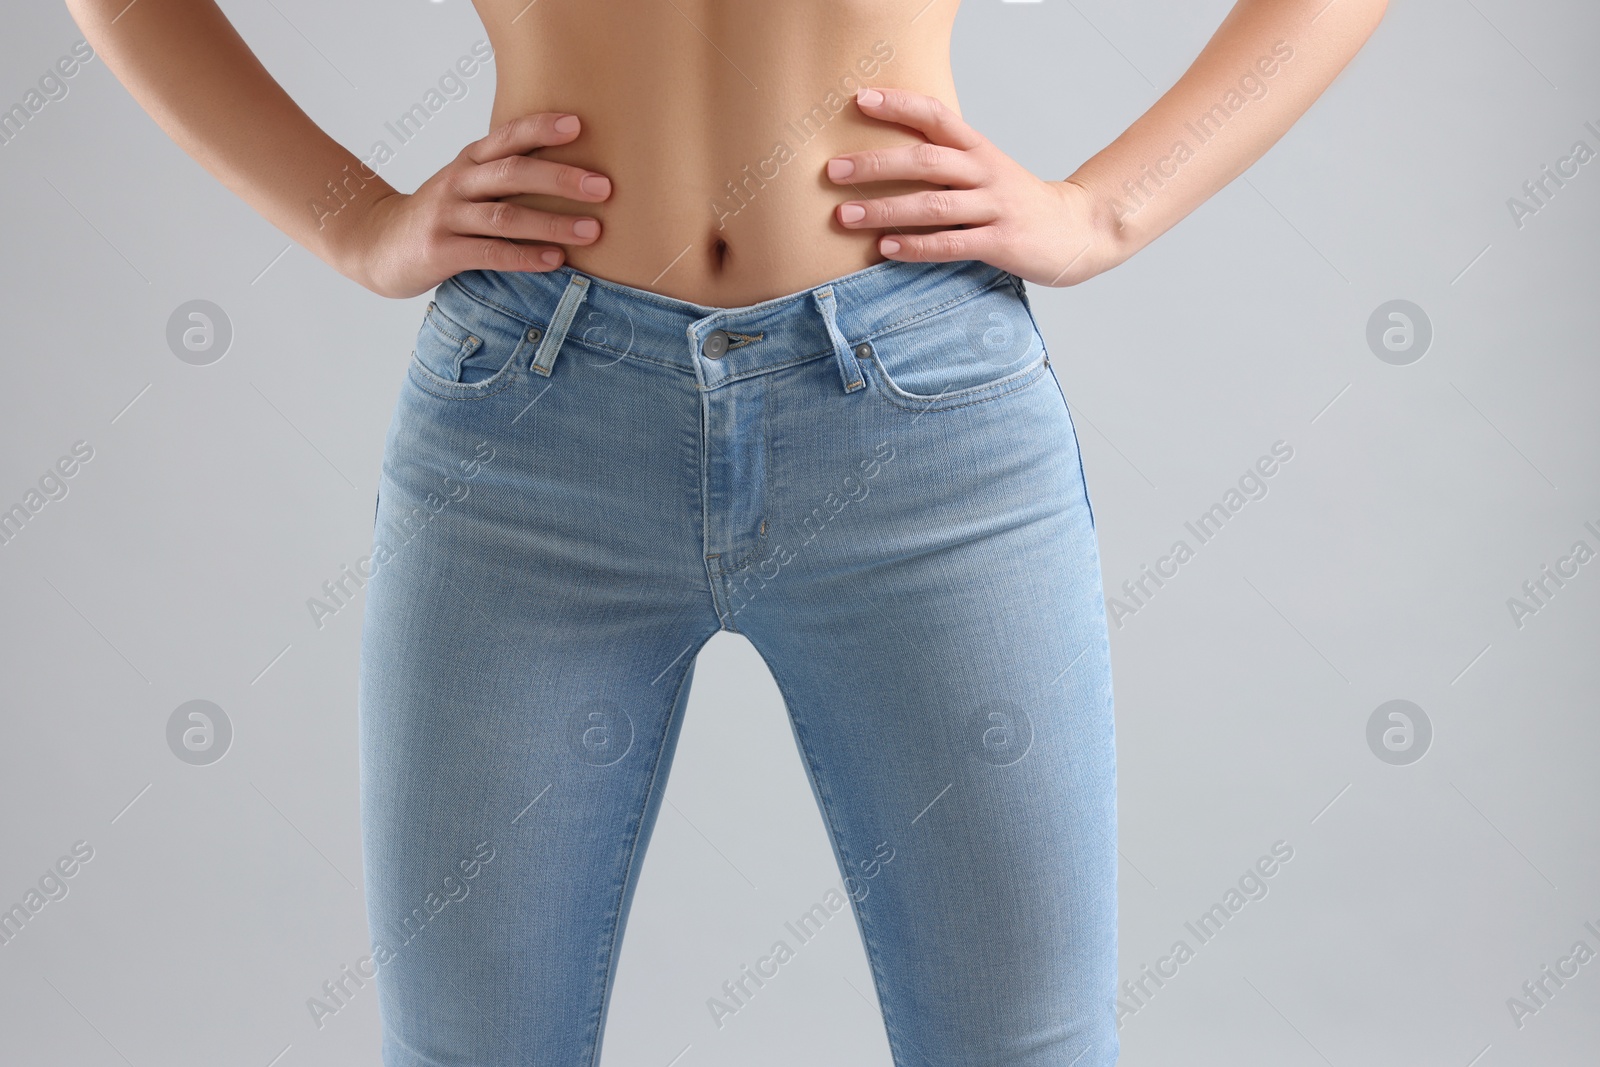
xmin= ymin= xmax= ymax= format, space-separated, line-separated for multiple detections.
xmin=554 ymin=114 xmax=580 ymax=133
xmin=839 ymin=203 xmax=866 ymax=224
xmin=857 ymin=89 xmax=883 ymax=107
xmin=541 ymin=249 xmax=562 ymax=265
xmin=573 ymin=218 xmax=599 ymax=239
xmin=827 ymin=158 xmax=855 ymax=181
xmin=881 ymin=237 xmax=900 ymax=255
xmin=580 ymin=174 xmax=611 ymax=196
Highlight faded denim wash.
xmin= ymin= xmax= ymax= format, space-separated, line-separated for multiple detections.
xmin=358 ymin=254 xmax=1118 ymax=1066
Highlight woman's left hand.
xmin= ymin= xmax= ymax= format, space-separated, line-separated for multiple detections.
xmin=827 ymin=87 xmax=1116 ymax=288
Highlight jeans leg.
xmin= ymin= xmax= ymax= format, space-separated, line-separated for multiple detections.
xmin=737 ymin=349 xmax=1118 ymax=1066
xmin=357 ymin=297 xmax=719 ymax=1065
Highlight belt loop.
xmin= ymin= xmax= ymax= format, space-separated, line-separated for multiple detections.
xmin=530 ymin=273 xmax=591 ymax=377
xmin=811 ymin=285 xmax=865 ymax=393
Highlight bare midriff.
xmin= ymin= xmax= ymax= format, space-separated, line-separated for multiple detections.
xmin=474 ymin=0 xmax=962 ymax=307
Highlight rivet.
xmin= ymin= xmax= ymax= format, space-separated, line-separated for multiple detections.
xmin=528 ymin=327 xmax=543 ymax=343
xmin=854 ymin=342 xmax=873 ymax=359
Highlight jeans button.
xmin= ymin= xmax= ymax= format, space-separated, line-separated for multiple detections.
xmin=703 ymin=329 xmax=729 ymax=359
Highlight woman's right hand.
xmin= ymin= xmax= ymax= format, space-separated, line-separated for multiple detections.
xmin=347 ymin=112 xmax=612 ymax=299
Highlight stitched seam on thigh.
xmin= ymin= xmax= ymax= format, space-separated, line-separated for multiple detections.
xmin=754 ymin=652 xmax=917 ymax=1067
xmin=586 ymin=643 xmax=706 ymax=1067
xmin=1047 ymin=363 xmax=1096 ymax=532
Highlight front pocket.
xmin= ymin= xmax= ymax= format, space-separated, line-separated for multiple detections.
xmin=860 ymin=274 xmax=1050 ymax=412
xmin=407 ymin=281 xmax=530 ymax=400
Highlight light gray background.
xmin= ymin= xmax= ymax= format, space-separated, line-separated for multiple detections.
xmin=3 ymin=1 xmax=1597 ymax=1064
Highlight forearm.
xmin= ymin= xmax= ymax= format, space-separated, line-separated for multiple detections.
xmin=64 ymin=0 xmax=396 ymax=279
xmin=1067 ymin=0 xmax=1388 ymax=269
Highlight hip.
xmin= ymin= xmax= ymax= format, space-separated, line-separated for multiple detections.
xmin=372 ymin=255 xmax=1098 ymax=586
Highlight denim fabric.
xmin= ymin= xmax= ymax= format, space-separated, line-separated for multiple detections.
xmin=358 ymin=254 xmax=1117 ymax=1066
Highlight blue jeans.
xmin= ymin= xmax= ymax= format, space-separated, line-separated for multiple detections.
xmin=358 ymin=255 xmax=1118 ymax=1066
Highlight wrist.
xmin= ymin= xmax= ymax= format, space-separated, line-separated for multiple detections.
xmin=1055 ymin=174 xmax=1132 ymax=280
xmin=318 ymin=184 xmax=404 ymax=289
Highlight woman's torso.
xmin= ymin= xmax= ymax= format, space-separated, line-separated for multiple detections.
xmin=473 ymin=0 xmax=962 ymax=307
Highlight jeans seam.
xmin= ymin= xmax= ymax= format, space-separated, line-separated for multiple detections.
xmin=446 ymin=272 xmax=548 ymax=332
xmin=407 ymin=354 xmax=524 ymax=401
xmin=586 ymin=642 xmax=706 ymax=1067
xmin=864 ymin=355 xmax=1051 ymax=413
xmin=754 ymin=652 xmax=916 ymax=1067
xmin=1042 ymin=364 xmax=1096 ymax=533
xmin=763 ymin=370 xmax=774 ymax=555
xmin=577 ymin=254 xmax=907 ymax=316
xmin=448 ymin=273 xmax=693 ymax=372
xmin=451 ymin=266 xmax=1009 ymax=379
xmin=861 ymin=269 xmax=1013 ymax=341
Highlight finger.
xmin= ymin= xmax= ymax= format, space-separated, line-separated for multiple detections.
xmin=878 ymin=225 xmax=999 ymax=263
xmin=439 ymin=235 xmax=568 ymax=274
xmin=460 ymin=112 xmax=583 ymax=165
xmin=836 ymin=189 xmax=992 ymax=230
xmin=455 ymin=154 xmax=611 ymax=202
xmin=447 ymin=198 xmax=601 ymax=245
xmin=854 ymin=87 xmax=985 ymax=151
xmin=826 ymin=141 xmax=984 ymax=188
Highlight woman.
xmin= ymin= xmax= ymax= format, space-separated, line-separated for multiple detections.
xmin=67 ymin=0 xmax=1387 ymax=1063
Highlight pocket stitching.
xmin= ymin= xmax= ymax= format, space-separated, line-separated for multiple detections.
xmin=864 ymin=351 xmax=1050 ymax=412
xmin=407 ymin=298 xmax=526 ymax=401
xmin=408 ymin=356 xmax=522 ymax=400
xmin=859 ymin=271 xmax=1047 ymax=411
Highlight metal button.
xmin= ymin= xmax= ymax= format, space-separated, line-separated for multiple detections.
xmin=527 ymin=326 xmax=543 ymax=343
xmin=853 ymin=342 xmax=873 ymax=360
xmin=703 ymin=329 xmax=730 ymax=359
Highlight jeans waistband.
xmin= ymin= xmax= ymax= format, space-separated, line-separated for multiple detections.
xmin=443 ymin=255 xmax=1023 ymax=391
